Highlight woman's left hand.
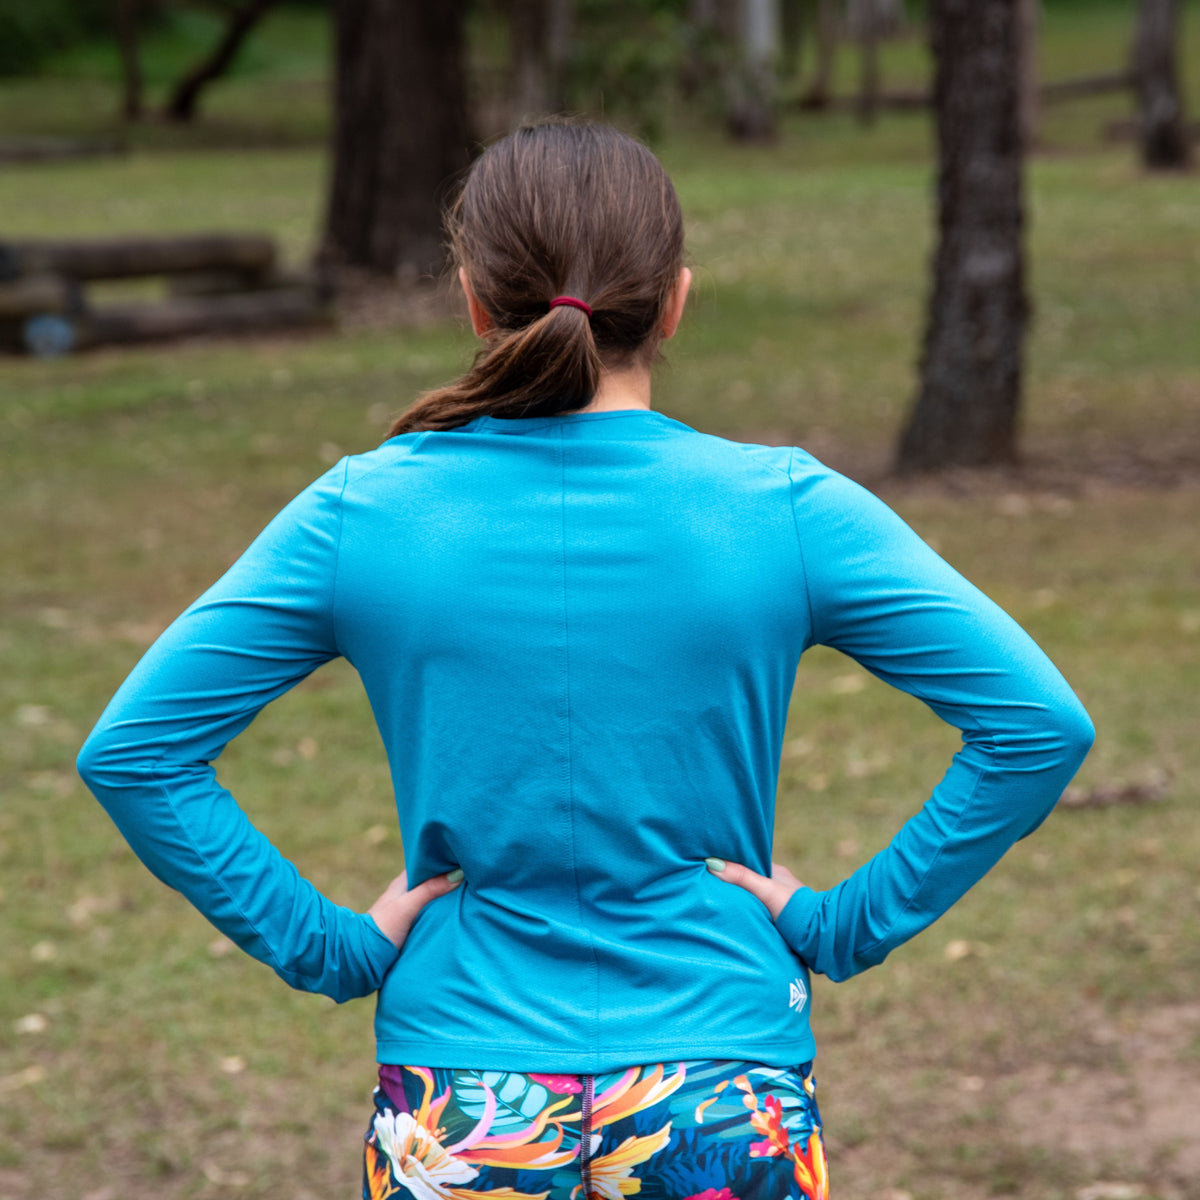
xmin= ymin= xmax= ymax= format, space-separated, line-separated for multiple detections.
xmin=706 ymin=858 xmax=808 ymax=921
xmin=368 ymin=867 xmax=463 ymax=949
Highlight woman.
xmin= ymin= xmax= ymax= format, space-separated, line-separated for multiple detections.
xmin=78 ymin=120 xmax=1093 ymax=1200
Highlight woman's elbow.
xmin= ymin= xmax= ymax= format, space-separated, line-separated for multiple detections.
xmin=76 ymin=728 xmax=107 ymax=791
xmin=1057 ymin=698 xmax=1096 ymax=771
xmin=76 ymin=723 xmax=135 ymax=794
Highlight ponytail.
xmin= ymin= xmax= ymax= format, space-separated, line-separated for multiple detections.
xmin=387 ymin=120 xmax=685 ymax=438
xmin=389 ymin=301 xmax=601 ymax=436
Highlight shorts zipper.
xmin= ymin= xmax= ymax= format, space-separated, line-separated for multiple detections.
xmin=580 ymin=1074 xmax=595 ymax=1198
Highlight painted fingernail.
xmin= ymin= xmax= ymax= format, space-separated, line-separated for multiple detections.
xmin=446 ymin=868 xmax=464 ymax=884
xmin=705 ymin=857 xmax=727 ymax=873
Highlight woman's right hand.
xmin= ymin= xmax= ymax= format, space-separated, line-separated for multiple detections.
xmin=705 ymin=858 xmax=808 ymax=921
xmin=368 ymin=867 xmax=463 ymax=949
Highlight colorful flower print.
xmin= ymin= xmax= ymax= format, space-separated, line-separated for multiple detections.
xmin=366 ymin=1059 xmax=827 ymax=1200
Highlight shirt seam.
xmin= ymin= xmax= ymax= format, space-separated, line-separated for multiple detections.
xmin=854 ymin=745 xmax=994 ymax=962
xmin=557 ymin=425 xmax=600 ymax=1056
xmin=343 ymin=430 xmax=433 ymax=486
xmin=373 ymin=1035 xmax=817 ymax=1054
xmin=133 ymin=758 xmax=296 ymax=983
xmin=136 ymin=458 xmax=360 ymax=993
xmin=785 ymin=446 xmax=820 ymax=645
xmin=330 ymin=456 xmax=350 ymax=658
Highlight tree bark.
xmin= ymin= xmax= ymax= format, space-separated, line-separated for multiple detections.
xmin=727 ymin=0 xmax=779 ymax=141
xmin=1015 ymin=0 xmax=1039 ymax=149
xmin=800 ymin=0 xmax=838 ymax=109
xmin=321 ymin=0 xmax=472 ymax=281
xmin=1132 ymin=0 xmax=1191 ymax=169
xmin=509 ymin=0 xmax=550 ymax=122
xmin=506 ymin=0 xmax=571 ymax=121
xmin=897 ymin=0 xmax=1027 ymax=473
xmin=854 ymin=0 xmax=881 ymax=127
xmin=546 ymin=0 xmax=573 ymax=111
xmin=163 ymin=0 xmax=278 ymax=122
xmin=779 ymin=0 xmax=804 ymax=82
xmin=114 ymin=0 xmax=144 ymax=121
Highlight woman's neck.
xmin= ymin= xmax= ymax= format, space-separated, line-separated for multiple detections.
xmin=580 ymin=365 xmax=653 ymax=413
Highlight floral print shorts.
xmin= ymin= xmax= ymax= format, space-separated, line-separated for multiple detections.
xmin=363 ymin=1058 xmax=828 ymax=1199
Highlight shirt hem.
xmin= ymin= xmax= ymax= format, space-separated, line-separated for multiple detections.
xmin=373 ymin=1035 xmax=818 ymax=1074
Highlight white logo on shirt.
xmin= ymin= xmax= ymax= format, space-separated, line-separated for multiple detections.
xmin=789 ymin=978 xmax=808 ymax=1013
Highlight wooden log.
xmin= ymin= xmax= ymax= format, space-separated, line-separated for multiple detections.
xmin=0 ymin=275 xmax=77 ymax=319
xmin=167 ymin=266 xmax=335 ymax=301
xmin=72 ymin=289 xmax=333 ymax=349
xmin=0 ymin=137 xmax=126 ymax=165
xmin=0 ymin=234 xmax=277 ymax=283
xmin=788 ymin=72 xmax=1134 ymax=116
xmin=793 ymin=88 xmax=931 ymax=112
xmin=1041 ymin=70 xmax=1134 ymax=102
xmin=1103 ymin=116 xmax=1200 ymax=143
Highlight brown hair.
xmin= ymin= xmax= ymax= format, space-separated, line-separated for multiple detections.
xmin=388 ymin=119 xmax=685 ymax=436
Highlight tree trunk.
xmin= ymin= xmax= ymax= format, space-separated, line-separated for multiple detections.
xmin=779 ymin=0 xmax=805 ymax=82
xmin=114 ymin=0 xmax=143 ymax=121
xmin=727 ymin=0 xmax=779 ymax=141
xmin=506 ymin=0 xmax=571 ymax=121
xmin=1132 ymin=0 xmax=1191 ymax=169
xmin=1015 ymin=0 xmax=1039 ymax=149
xmin=163 ymin=0 xmax=278 ymax=122
xmin=546 ymin=0 xmax=573 ymax=111
xmin=800 ymin=0 xmax=838 ymax=109
xmin=321 ymin=0 xmax=472 ymax=281
xmin=853 ymin=0 xmax=881 ymax=127
xmin=896 ymin=0 xmax=1027 ymax=473
xmin=509 ymin=0 xmax=550 ymax=122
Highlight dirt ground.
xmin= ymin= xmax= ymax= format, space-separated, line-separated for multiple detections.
xmin=1007 ymin=1003 xmax=1200 ymax=1197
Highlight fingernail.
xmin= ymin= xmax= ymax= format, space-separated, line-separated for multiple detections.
xmin=705 ymin=857 xmax=726 ymax=874
xmin=446 ymin=868 xmax=464 ymax=884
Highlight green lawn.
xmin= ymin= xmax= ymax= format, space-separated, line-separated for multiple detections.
xmin=3 ymin=10 xmax=1200 ymax=1200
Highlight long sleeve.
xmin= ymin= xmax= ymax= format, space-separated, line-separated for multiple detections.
xmin=773 ymin=452 xmax=1094 ymax=982
xmin=76 ymin=460 xmax=399 ymax=1002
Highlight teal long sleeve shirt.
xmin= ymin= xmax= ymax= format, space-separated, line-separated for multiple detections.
xmin=77 ymin=409 xmax=1094 ymax=1072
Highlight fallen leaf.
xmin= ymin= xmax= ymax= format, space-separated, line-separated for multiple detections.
xmin=781 ymin=737 xmax=813 ymax=760
xmin=30 ymin=940 xmax=57 ymax=963
xmin=1076 ymin=1184 xmax=1144 ymax=1200
xmin=831 ymin=673 xmax=866 ymax=695
xmin=15 ymin=704 xmax=53 ymax=727
xmin=1059 ymin=771 xmax=1169 ymax=810
xmin=0 ymin=1065 xmax=46 ymax=1093
xmin=202 ymin=1162 xmax=250 ymax=1187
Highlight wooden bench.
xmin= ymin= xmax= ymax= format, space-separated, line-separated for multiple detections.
xmin=0 ymin=233 xmax=334 ymax=356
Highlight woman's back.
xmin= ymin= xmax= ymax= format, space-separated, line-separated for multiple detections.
xmin=341 ymin=409 xmax=813 ymax=1071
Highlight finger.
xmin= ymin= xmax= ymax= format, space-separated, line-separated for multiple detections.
xmin=771 ymin=861 xmax=807 ymax=891
xmin=409 ymin=868 xmax=464 ymax=906
xmin=707 ymin=857 xmax=776 ymax=907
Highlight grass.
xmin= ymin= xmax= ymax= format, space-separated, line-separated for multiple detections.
xmin=3 ymin=9 xmax=1200 ymax=1200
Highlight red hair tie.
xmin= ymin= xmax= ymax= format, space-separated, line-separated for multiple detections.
xmin=549 ymin=296 xmax=593 ymax=318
